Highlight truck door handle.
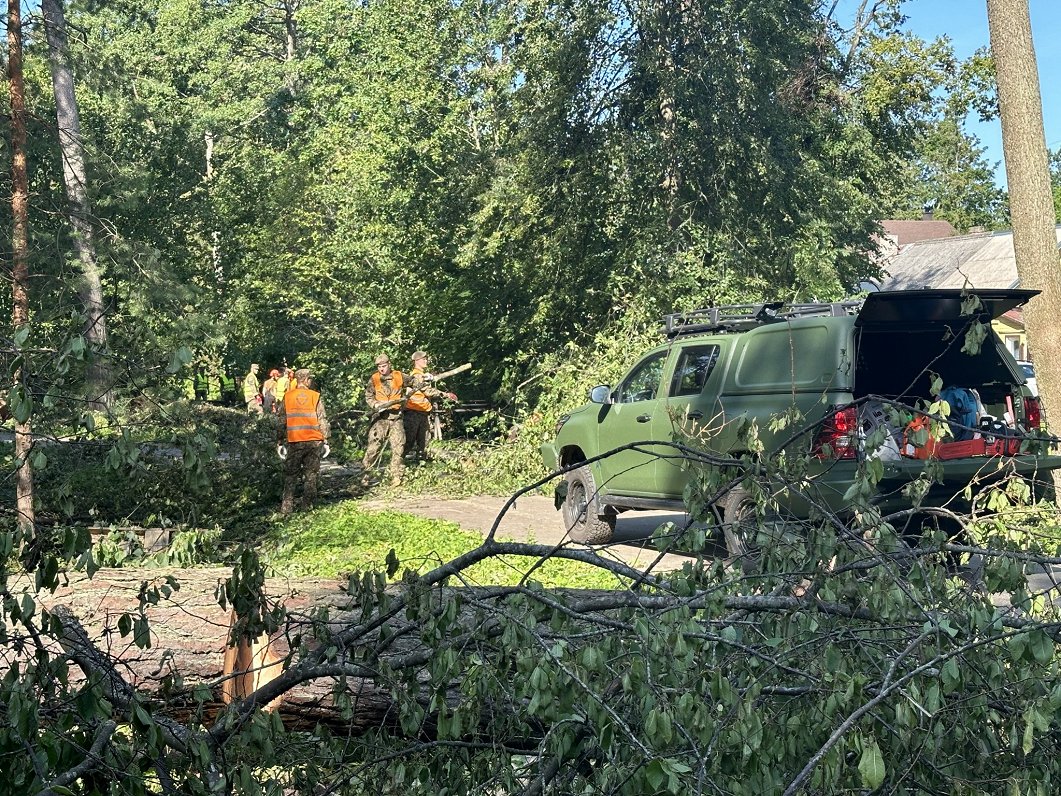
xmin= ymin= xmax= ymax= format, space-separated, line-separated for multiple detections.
xmin=687 ymin=411 xmax=704 ymax=420
xmin=636 ymin=414 xmax=652 ymax=423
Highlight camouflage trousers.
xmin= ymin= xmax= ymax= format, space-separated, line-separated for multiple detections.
xmin=363 ymin=412 xmax=405 ymax=481
xmin=403 ymin=410 xmax=431 ymax=460
xmin=281 ymin=440 xmax=323 ymax=513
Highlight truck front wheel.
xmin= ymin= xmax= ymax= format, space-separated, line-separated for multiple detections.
xmin=562 ymin=465 xmax=616 ymax=544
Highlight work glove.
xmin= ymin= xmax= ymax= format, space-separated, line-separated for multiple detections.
xmin=322 ymin=443 xmax=331 ymax=459
xmin=277 ymin=444 xmax=288 ymax=460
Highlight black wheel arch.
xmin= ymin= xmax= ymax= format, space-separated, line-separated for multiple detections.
xmin=558 ymin=445 xmax=588 ymax=470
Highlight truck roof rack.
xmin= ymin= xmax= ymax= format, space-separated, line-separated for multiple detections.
xmin=662 ymin=300 xmax=863 ymax=337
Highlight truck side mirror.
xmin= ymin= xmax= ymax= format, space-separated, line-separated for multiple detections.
xmin=589 ymin=385 xmax=612 ymax=404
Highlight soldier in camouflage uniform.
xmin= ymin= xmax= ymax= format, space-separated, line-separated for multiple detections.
xmin=403 ymin=351 xmax=455 ymax=463
xmin=362 ymin=354 xmax=408 ymax=486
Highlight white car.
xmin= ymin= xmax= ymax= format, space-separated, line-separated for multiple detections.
xmin=1018 ymin=360 xmax=1038 ymax=396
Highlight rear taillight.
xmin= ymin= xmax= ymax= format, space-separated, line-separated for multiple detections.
xmin=813 ymin=407 xmax=858 ymax=460
xmin=1025 ymin=396 xmax=1043 ymax=431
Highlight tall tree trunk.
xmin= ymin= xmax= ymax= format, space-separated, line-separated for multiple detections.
xmin=41 ymin=0 xmax=111 ymax=409
xmin=204 ymin=131 xmax=225 ymax=318
xmin=986 ymin=1 xmax=1061 ymax=471
xmin=282 ymin=0 xmax=299 ymax=64
xmin=7 ymin=0 xmax=35 ymax=532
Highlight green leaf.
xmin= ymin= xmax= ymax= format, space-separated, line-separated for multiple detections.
xmin=13 ymin=324 xmax=30 ymax=348
xmin=645 ymin=759 xmax=666 ymax=791
xmin=1023 ymin=707 xmax=1037 ymax=754
xmin=858 ymin=737 xmax=886 ymax=790
xmin=1028 ymin=630 xmax=1055 ymax=665
xmin=9 ymin=385 xmax=32 ymax=424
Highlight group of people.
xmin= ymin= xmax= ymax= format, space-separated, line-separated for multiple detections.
xmin=258 ymin=351 xmax=456 ymax=513
xmin=361 ymin=351 xmax=456 ymax=487
xmin=241 ymin=364 xmax=294 ymax=415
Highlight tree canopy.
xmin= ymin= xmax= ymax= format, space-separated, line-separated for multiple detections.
xmin=2 ymin=0 xmax=1012 ymax=406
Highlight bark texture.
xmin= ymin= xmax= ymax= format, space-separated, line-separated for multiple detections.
xmin=29 ymin=569 xmax=457 ymax=734
xmin=986 ymin=0 xmax=1061 ymax=445
xmin=7 ymin=0 xmax=35 ymax=532
xmin=42 ymin=0 xmax=111 ymax=408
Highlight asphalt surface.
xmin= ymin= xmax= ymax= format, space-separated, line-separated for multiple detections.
xmin=359 ymin=493 xmax=699 ymax=573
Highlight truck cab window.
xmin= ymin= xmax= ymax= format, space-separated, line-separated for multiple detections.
xmin=670 ymin=345 xmax=720 ymax=396
xmin=616 ymin=353 xmax=667 ymax=403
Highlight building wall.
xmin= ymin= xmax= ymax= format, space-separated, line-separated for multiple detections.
xmin=993 ymin=317 xmax=1027 ymax=360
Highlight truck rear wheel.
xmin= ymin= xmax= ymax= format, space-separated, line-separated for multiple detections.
xmin=722 ymin=487 xmax=761 ymax=572
xmin=562 ymin=465 xmax=616 ymax=544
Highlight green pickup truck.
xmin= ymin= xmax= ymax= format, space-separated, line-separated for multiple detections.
xmin=541 ymin=289 xmax=1061 ymax=545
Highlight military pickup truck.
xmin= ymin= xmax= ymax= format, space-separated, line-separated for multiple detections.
xmin=542 ymin=289 xmax=1061 ymax=545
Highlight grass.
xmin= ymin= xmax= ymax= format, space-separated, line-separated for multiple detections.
xmin=261 ymin=501 xmax=624 ymax=589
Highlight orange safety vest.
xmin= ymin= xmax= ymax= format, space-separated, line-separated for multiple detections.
xmin=370 ymin=371 xmax=404 ymax=406
xmin=284 ymin=387 xmax=324 ymax=442
xmin=404 ymin=367 xmax=432 ymax=413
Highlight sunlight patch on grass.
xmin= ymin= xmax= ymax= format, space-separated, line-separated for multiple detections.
xmin=263 ymin=501 xmax=622 ymax=589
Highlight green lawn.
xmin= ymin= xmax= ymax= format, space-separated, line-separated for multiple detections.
xmin=262 ymin=501 xmax=624 ymax=589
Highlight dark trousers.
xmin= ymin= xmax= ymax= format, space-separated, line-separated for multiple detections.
xmin=403 ymin=410 xmax=431 ymax=459
xmin=282 ymin=440 xmax=323 ymax=511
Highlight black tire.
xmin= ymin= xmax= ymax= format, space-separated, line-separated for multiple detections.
xmin=722 ymin=487 xmax=760 ymax=571
xmin=562 ymin=465 xmax=616 ymax=544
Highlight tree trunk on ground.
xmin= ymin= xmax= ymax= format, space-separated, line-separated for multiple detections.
xmin=30 ymin=569 xmax=465 ymax=734
xmin=25 ymin=566 xmax=894 ymax=741
xmin=986 ymin=0 xmax=1061 ymax=483
xmin=8 ymin=0 xmax=35 ymax=533
xmin=41 ymin=0 xmax=111 ymax=409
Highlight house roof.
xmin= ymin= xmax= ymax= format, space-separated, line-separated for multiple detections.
xmin=881 ymin=226 xmax=1061 ymax=290
xmin=879 ymin=219 xmax=957 ymax=246
xmin=996 ymin=309 xmax=1025 ymax=332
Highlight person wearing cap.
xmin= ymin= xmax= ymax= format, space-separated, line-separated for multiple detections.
xmin=262 ymin=369 xmax=280 ymax=414
xmin=243 ymin=363 xmax=262 ymax=414
xmin=362 ymin=354 xmax=407 ymax=486
xmin=403 ymin=351 xmax=456 ymax=463
xmin=277 ymin=368 xmax=330 ymax=514
xmin=273 ymin=367 xmax=291 ymax=406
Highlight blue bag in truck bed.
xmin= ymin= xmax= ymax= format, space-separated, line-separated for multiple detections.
xmin=939 ymin=386 xmax=980 ymax=441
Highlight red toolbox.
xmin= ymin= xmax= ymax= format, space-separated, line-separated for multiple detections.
xmin=931 ymin=438 xmax=987 ymax=460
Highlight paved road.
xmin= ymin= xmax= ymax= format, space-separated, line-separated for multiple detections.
xmin=359 ymin=493 xmax=699 ymax=573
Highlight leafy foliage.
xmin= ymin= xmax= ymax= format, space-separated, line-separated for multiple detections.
xmin=14 ymin=0 xmax=998 ymax=414
xmin=6 ymin=433 xmax=1061 ymax=794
